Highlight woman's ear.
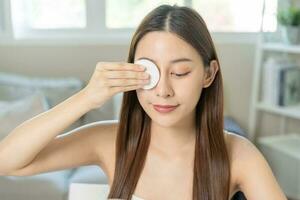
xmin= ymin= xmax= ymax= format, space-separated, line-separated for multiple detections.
xmin=203 ymin=60 xmax=219 ymax=88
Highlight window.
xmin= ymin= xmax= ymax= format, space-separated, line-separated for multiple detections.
xmin=10 ymin=0 xmax=89 ymax=39
xmin=106 ymin=0 xmax=185 ymax=29
xmin=106 ymin=0 xmax=268 ymax=32
xmin=22 ymin=0 xmax=86 ymax=29
xmin=0 ymin=0 xmax=5 ymax=32
xmin=262 ymin=0 xmax=277 ymax=32
xmin=192 ymin=0 xmax=264 ymax=32
xmin=3 ymin=0 xmax=273 ymax=44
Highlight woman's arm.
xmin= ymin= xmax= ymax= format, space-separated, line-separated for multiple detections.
xmin=231 ymin=134 xmax=288 ymax=200
xmin=0 ymin=89 xmax=94 ymax=174
xmin=0 ymin=61 xmax=147 ymax=176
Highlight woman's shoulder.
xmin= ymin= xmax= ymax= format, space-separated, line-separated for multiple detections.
xmin=223 ymin=131 xmax=250 ymax=195
xmin=224 ymin=130 xmax=256 ymax=178
xmin=224 ymin=130 xmax=255 ymax=164
xmin=224 ymin=130 xmax=288 ymax=199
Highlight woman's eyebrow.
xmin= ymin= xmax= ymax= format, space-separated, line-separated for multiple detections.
xmin=137 ymin=57 xmax=193 ymax=66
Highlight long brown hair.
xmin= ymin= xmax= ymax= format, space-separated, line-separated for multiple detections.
xmin=108 ymin=4 xmax=230 ymax=200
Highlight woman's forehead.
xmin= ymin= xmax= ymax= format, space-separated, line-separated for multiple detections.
xmin=136 ymin=31 xmax=192 ymax=52
xmin=135 ymin=31 xmax=203 ymax=64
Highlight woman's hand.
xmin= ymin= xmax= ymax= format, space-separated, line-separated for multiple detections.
xmin=82 ymin=62 xmax=150 ymax=110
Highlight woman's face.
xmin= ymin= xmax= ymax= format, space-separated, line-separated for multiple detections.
xmin=135 ymin=31 xmax=209 ymax=127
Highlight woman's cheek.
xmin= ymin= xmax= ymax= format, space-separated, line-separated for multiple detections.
xmin=181 ymin=78 xmax=203 ymax=98
xmin=136 ymin=91 xmax=150 ymax=108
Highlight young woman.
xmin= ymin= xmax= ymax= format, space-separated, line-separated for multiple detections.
xmin=0 ymin=4 xmax=287 ymax=200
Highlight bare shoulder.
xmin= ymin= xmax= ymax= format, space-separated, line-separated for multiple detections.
xmin=224 ymin=131 xmax=287 ymax=200
xmin=224 ymin=131 xmax=248 ymax=197
xmin=224 ymin=131 xmax=251 ymax=164
xmin=86 ymin=120 xmax=118 ymax=161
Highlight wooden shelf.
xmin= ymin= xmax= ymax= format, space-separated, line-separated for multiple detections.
xmin=256 ymin=102 xmax=300 ymax=119
xmin=262 ymin=43 xmax=300 ymax=53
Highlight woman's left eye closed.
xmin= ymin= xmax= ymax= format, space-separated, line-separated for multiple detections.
xmin=172 ymin=72 xmax=190 ymax=77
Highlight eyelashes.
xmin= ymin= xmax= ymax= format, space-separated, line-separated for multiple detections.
xmin=172 ymin=72 xmax=191 ymax=77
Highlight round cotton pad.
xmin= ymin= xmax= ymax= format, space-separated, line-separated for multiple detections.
xmin=134 ymin=59 xmax=160 ymax=90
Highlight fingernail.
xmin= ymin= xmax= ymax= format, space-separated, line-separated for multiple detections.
xmin=139 ymin=65 xmax=146 ymax=71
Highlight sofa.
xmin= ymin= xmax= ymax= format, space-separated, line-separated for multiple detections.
xmin=0 ymin=72 xmax=246 ymax=200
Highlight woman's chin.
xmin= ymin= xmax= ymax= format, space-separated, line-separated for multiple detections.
xmin=149 ymin=111 xmax=182 ymax=127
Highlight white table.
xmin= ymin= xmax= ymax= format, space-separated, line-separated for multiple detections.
xmin=68 ymin=183 xmax=111 ymax=200
xmin=258 ymin=133 xmax=300 ymax=199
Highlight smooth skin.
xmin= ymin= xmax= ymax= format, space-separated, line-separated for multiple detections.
xmin=0 ymin=31 xmax=287 ymax=200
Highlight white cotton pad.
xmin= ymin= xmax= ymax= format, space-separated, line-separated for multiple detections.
xmin=134 ymin=59 xmax=160 ymax=90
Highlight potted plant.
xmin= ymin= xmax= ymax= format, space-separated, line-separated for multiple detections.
xmin=277 ymin=7 xmax=300 ymax=44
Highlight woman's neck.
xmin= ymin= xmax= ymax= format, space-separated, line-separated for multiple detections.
xmin=149 ymin=119 xmax=196 ymax=157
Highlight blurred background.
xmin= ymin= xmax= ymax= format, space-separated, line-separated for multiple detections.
xmin=0 ymin=0 xmax=299 ymax=200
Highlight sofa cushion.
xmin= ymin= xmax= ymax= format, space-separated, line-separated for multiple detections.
xmin=0 ymin=169 xmax=72 ymax=200
xmin=224 ymin=116 xmax=247 ymax=137
xmin=0 ymin=72 xmax=85 ymax=133
xmin=0 ymin=92 xmax=49 ymax=140
xmin=83 ymin=100 xmax=115 ymax=124
xmin=0 ymin=72 xmax=84 ymax=107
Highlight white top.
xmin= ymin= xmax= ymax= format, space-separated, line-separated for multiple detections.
xmin=68 ymin=183 xmax=144 ymax=200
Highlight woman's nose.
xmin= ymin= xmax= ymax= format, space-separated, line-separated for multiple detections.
xmin=154 ymin=74 xmax=174 ymax=98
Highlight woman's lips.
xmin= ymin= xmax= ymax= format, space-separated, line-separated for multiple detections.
xmin=153 ymin=104 xmax=179 ymax=113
